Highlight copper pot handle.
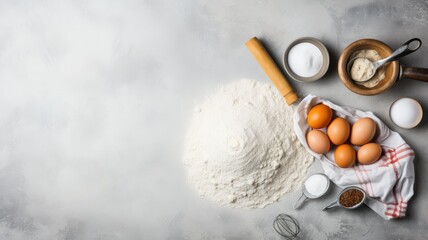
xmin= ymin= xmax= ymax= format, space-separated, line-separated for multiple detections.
xmin=401 ymin=65 xmax=428 ymax=82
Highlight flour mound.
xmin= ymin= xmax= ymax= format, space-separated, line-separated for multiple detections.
xmin=183 ymin=79 xmax=313 ymax=208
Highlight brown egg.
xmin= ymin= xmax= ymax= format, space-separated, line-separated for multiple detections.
xmin=306 ymin=129 xmax=330 ymax=154
xmin=334 ymin=144 xmax=356 ymax=168
xmin=307 ymin=104 xmax=333 ymax=129
xmin=327 ymin=117 xmax=350 ymax=145
xmin=350 ymin=118 xmax=376 ymax=146
xmin=358 ymin=143 xmax=382 ymax=165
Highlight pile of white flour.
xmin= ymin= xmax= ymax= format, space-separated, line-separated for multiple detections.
xmin=183 ymin=79 xmax=313 ymax=208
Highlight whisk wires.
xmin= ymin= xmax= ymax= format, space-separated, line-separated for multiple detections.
xmin=273 ymin=214 xmax=300 ymax=239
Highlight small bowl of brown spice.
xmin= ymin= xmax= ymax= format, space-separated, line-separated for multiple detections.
xmin=323 ymin=186 xmax=366 ymax=211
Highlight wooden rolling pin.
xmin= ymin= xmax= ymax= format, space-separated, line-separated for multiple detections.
xmin=246 ymin=37 xmax=299 ymax=105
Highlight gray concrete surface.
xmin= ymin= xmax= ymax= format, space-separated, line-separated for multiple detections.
xmin=0 ymin=0 xmax=427 ymax=239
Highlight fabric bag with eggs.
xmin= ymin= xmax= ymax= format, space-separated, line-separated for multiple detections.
xmin=293 ymin=94 xmax=415 ymax=220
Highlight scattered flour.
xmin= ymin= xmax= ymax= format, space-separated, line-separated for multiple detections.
xmin=183 ymin=79 xmax=314 ymax=208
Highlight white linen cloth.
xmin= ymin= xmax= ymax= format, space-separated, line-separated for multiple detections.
xmin=293 ymin=95 xmax=415 ymax=219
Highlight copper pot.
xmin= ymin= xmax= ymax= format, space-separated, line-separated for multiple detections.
xmin=338 ymin=39 xmax=428 ymax=95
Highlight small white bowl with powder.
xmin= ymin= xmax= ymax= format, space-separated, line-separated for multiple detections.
xmin=283 ymin=37 xmax=330 ymax=82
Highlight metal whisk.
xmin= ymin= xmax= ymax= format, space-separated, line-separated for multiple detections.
xmin=273 ymin=214 xmax=300 ymax=239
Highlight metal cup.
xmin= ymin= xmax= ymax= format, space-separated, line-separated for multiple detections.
xmin=294 ymin=173 xmax=330 ymax=209
xmin=322 ymin=186 xmax=366 ymax=211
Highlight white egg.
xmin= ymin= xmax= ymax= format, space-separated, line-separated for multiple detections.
xmin=389 ymin=97 xmax=423 ymax=129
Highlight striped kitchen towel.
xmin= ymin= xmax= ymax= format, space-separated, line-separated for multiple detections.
xmin=293 ymin=94 xmax=415 ymax=220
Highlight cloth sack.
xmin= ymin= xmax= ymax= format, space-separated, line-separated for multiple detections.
xmin=293 ymin=94 xmax=415 ymax=220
